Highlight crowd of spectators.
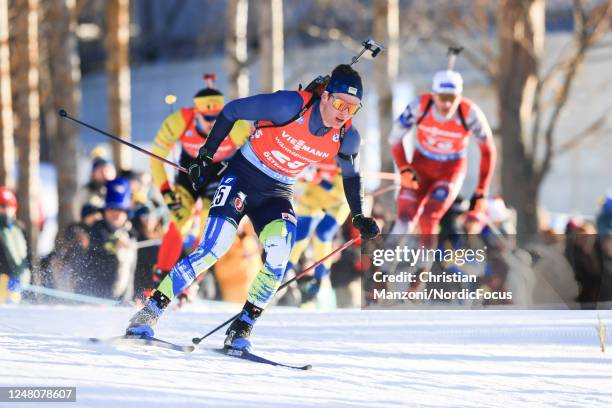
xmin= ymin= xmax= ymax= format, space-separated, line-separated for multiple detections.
xmin=1 ymin=152 xmax=611 ymax=310
xmin=361 ymin=191 xmax=612 ymax=309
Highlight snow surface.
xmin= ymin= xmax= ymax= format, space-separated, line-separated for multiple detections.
xmin=1 ymin=304 xmax=611 ymax=407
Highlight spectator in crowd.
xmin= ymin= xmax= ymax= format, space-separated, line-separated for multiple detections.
xmin=331 ymin=210 xmax=385 ymax=308
xmin=79 ymin=153 xmax=116 ymax=209
xmin=80 ymin=204 xmax=102 ymax=230
xmin=330 ymin=220 xmax=362 ymax=308
xmin=0 ymin=187 xmax=31 ymax=304
xmin=77 ymin=178 xmax=137 ymax=301
xmin=596 ymin=192 xmax=612 ymax=236
xmin=120 ymin=170 xmax=160 ymax=210
xmin=131 ymin=204 xmax=163 ymax=302
xmin=40 ymin=223 xmax=91 ymax=295
xmin=565 ymin=221 xmax=602 ymax=307
xmin=596 ymin=193 xmax=612 ymax=301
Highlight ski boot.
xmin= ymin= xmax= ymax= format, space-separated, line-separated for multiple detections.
xmin=224 ymin=301 xmax=263 ymax=352
xmin=125 ymin=290 xmax=170 ymax=338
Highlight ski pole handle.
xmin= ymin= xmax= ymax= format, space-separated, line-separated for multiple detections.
xmin=191 ymin=237 xmax=360 ymax=345
xmin=58 ymin=109 xmax=188 ymax=174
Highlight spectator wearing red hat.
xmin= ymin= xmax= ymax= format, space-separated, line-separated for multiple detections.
xmin=0 ymin=186 xmax=31 ymax=304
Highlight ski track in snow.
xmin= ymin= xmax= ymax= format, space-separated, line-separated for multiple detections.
xmin=1 ymin=305 xmax=611 ymax=407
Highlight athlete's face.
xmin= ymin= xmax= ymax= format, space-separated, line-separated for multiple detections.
xmin=320 ymin=91 xmax=361 ymax=129
xmin=195 ymin=112 xmax=216 ymax=135
xmin=433 ymin=93 xmax=460 ymax=118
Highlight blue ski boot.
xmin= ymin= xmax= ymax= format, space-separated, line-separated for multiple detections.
xmin=224 ymin=301 xmax=263 ymax=352
xmin=125 ymin=290 xmax=170 ymax=338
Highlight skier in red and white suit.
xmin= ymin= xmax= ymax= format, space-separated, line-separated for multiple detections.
xmin=389 ymin=70 xmax=496 ymax=235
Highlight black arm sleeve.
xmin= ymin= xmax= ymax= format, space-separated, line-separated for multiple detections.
xmin=203 ymin=91 xmax=304 ymax=154
xmin=336 ymin=126 xmax=364 ymax=217
xmin=202 ymin=113 xmax=234 ymax=155
xmin=343 ymin=175 xmax=364 ymax=217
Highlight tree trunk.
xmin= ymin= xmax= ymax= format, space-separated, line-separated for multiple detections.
xmin=258 ymin=0 xmax=284 ymax=93
xmin=373 ymin=0 xmax=399 ymax=174
xmin=372 ymin=0 xmax=399 ymax=212
xmin=10 ymin=0 xmax=41 ymax=267
xmin=0 ymin=0 xmax=15 ymax=188
xmin=45 ymin=0 xmax=81 ymax=235
xmin=106 ymin=0 xmax=131 ymax=171
xmin=226 ymin=0 xmax=249 ymax=100
xmin=496 ymin=0 xmax=544 ymax=241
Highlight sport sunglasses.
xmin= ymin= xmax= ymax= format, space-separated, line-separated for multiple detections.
xmin=330 ymin=94 xmax=362 ymax=116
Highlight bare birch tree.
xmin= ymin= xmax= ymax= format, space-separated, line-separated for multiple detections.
xmin=0 ymin=0 xmax=14 ymax=188
xmin=42 ymin=0 xmax=81 ymax=235
xmin=226 ymin=0 xmax=249 ymax=100
xmin=373 ymin=0 xmax=399 ymax=174
xmin=106 ymin=0 xmax=131 ymax=171
xmin=258 ymin=0 xmax=284 ymax=93
xmin=10 ymin=0 xmax=41 ymax=263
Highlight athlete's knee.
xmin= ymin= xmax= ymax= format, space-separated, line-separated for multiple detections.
xmin=429 ymin=183 xmax=451 ymax=203
xmin=198 ymin=216 xmax=237 ymax=260
xmin=259 ymin=219 xmax=297 ymax=278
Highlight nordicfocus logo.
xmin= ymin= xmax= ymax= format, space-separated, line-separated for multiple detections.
xmin=281 ymin=131 xmax=329 ymax=158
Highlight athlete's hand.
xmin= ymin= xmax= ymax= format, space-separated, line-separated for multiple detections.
xmin=188 ymin=146 xmax=214 ymax=191
xmin=161 ymin=187 xmax=182 ymax=212
xmin=470 ymin=192 xmax=487 ymax=213
xmin=352 ymin=214 xmax=380 ymax=240
xmin=400 ymin=165 xmax=419 ymax=190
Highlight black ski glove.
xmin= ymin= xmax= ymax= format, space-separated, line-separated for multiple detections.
xmin=352 ymin=214 xmax=380 ymax=240
xmin=188 ymin=146 xmax=214 ymax=191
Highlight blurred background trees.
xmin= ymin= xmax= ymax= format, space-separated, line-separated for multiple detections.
xmin=0 ymin=0 xmax=610 ymax=266
xmin=0 ymin=0 xmax=15 ymax=189
xmin=10 ymin=0 xmax=42 ymax=269
xmin=106 ymin=0 xmax=132 ymax=171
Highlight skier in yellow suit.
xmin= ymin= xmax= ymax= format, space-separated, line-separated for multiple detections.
xmin=285 ymin=157 xmax=351 ymax=303
xmin=150 ymin=74 xmax=251 ymax=300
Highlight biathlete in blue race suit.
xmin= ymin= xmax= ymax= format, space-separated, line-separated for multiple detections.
xmin=126 ymin=64 xmax=380 ymax=351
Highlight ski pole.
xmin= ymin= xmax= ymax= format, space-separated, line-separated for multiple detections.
xmin=191 ymin=236 xmax=361 ymax=345
xmin=58 ymin=109 xmax=188 ymax=174
xmin=447 ymin=46 xmax=464 ymax=70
